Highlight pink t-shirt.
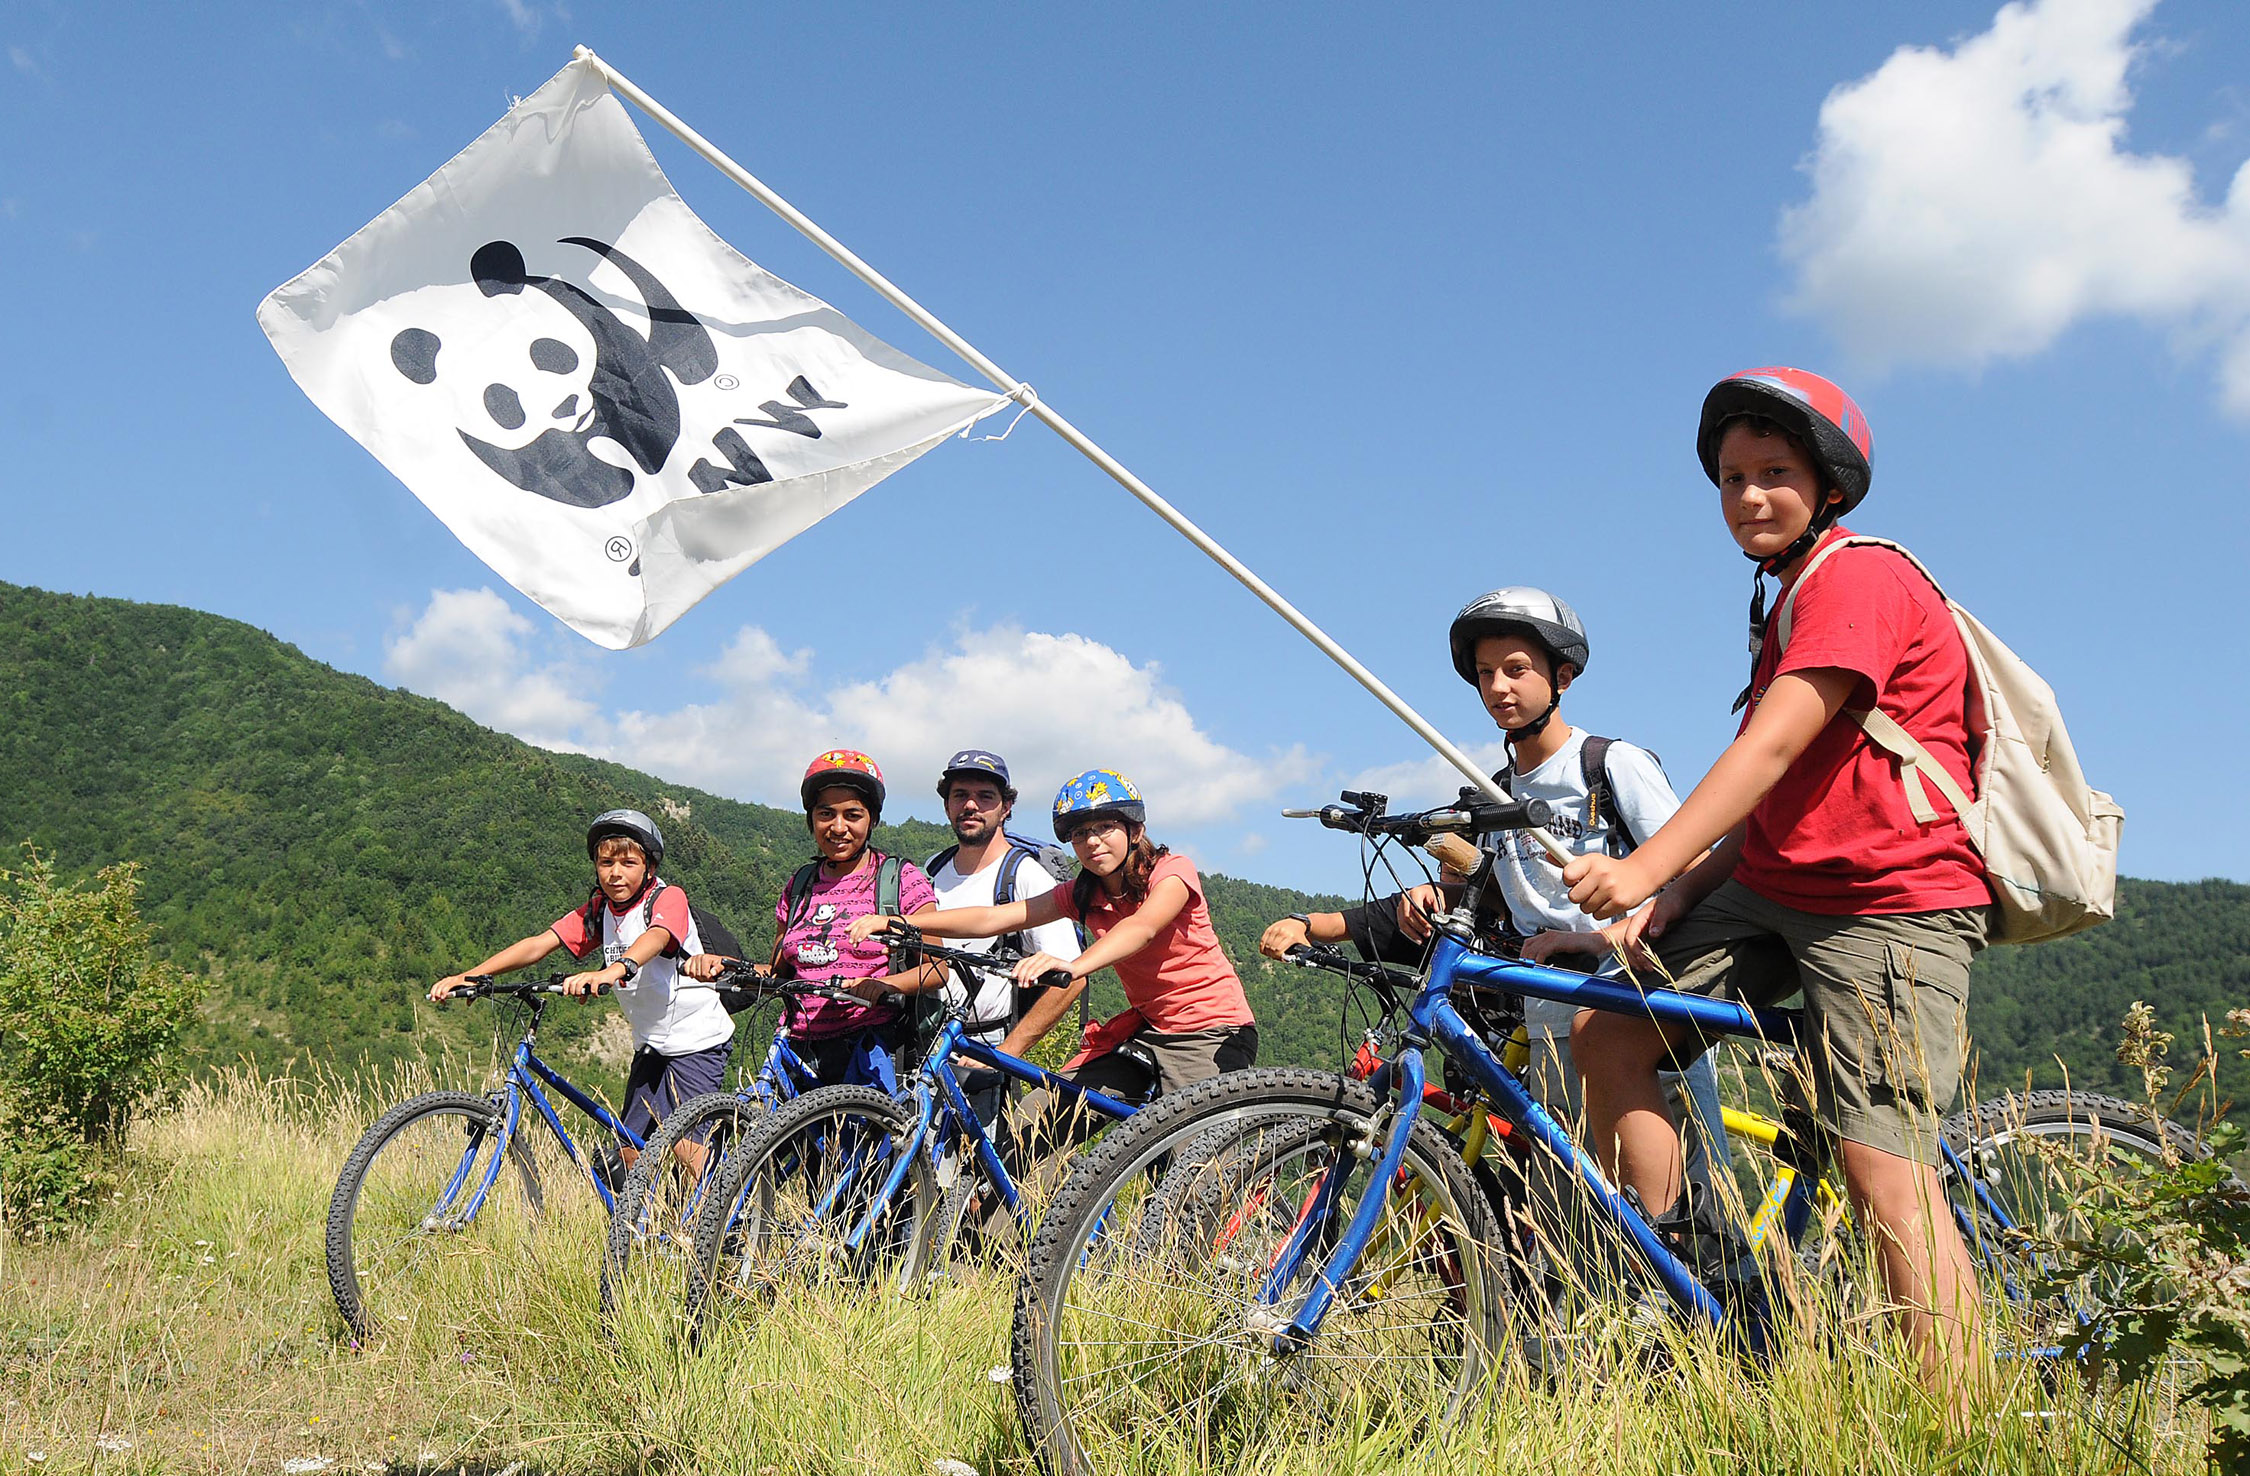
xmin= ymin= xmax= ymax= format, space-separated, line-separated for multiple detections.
xmin=772 ymin=853 xmax=937 ymax=1039
xmin=1056 ymin=854 xmax=1254 ymax=1034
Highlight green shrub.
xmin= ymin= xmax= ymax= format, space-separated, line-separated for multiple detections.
xmin=0 ymin=845 xmax=206 ymax=1234
xmin=2038 ymin=1003 xmax=2250 ymax=1473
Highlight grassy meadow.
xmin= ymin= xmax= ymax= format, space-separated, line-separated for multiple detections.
xmin=0 ymin=1063 xmax=2211 ymax=1476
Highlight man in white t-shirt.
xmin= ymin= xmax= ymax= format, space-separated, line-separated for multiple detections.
xmin=924 ymin=750 xmax=1084 ymax=1120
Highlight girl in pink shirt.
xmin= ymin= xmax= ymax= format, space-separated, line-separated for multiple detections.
xmin=850 ymin=767 xmax=1256 ymax=1105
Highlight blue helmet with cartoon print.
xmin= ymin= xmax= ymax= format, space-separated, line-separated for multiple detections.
xmin=1052 ymin=768 xmax=1145 ymax=841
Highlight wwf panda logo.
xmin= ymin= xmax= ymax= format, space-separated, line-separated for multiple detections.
xmin=387 ymin=238 xmax=720 ymax=511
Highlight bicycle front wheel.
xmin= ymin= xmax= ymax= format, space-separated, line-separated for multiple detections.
xmin=326 ymin=1090 xmax=541 ymax=1341
xmin=683 ymin=1084 xmax=930 ymax=1347
xmin=1012 ymin=1067 xmax=1518 ymax=1476
xmin=600 ymin=1089 xmax=763 ymax=1337
xmin=1941 ymin=1088 xmax=2206 ymax=1352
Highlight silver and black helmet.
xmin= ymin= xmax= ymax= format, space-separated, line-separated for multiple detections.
xmin=1447 ymin=587 xmax=1590 ymax=685
xmin=586 ymin=808 xmax=665 ymax=870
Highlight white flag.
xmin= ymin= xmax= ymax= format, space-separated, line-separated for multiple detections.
xmin=258 ymin=59 xmax=1006 ymax=649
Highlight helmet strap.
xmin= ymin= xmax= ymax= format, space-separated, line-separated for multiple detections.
xmin=1505 ymin=694 xmax=1563 ymax=745
xmin=1733 ymin=502 xmax=1842 ymax=713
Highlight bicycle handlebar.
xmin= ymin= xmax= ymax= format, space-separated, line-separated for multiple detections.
xmin=446 ymin=967 xmax=876 ymax=1010
xmin=1281 ymin=790 xmax=1553 ymax=846
xmin=450 ymin=973 xmax=607 ymax=1002
xmin=1281 ymin=943 xmax=1419 ymax=990
xmin=873 ymin=924 xmax=1075 ymax=991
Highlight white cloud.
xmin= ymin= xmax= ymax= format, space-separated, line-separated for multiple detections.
xmin=1781 ymin=0 xmax=2250 ymax=411
xmin=495 ymin=0 xmax=541 ymax=36
xmin=384 ymin=588 xmax=600 ymax=748
xmin=384 ymin=590 xmax=1316 ymax=830
xmin=8 ymin=45 xmax=37 ymax=76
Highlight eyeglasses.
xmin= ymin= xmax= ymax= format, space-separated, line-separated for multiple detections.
xmin=1066 ymin=817 xmax=1126 ymax=843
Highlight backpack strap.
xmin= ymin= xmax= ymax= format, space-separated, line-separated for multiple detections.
xmin=926 ymin=844 xmax=960 ymax=878
xmin=573 ymin=887 xmax=605 ymax=961
xmin=875 ymin=853 xmax=909 ymax=973
xmin=775 ymin=861 xmax=823 ymax=972
xmin=995 ymin=845 xmax=1032 ymax=959
xmin=638 ymin=879 xmax=685 ymax=957
xmin=1768 ymin=536 xmax=1970 ymax=827
xmin=1576 ymin=735 xmax=1621 ymax=855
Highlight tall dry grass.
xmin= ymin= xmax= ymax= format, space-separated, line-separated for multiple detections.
xmin=0 ymin=1066 xmax=2210 ymax=1475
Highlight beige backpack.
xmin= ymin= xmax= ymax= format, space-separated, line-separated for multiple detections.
xmin=1771 ymin=537 xmax=2123 ymax=945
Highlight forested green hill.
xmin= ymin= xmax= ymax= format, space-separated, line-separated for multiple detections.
xmin=0 ymin=581 xmax=1353 ymax=1088
xmin=1 ymin=580 xmax=2241 ymax=1109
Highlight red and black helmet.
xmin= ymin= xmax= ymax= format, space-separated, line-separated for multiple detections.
xmin=800 ymin=749 xmax=886 ymax=817
xmin=1697 ymin=367 xmax=1873 ymax=514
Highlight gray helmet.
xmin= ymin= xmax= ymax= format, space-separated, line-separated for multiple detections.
xmin=586 ymin=808 xmax=665 ymax=870
xmin=1447 ymin=587 xmax=1589 ymax=685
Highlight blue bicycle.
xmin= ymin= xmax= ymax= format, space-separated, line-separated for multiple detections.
xmin=683 ymin=935 xmax=1155 ymax=1345
xmin=325 ymin=975 xmax=645 ymax=1341
xmin=599 ymin=964 xmax=904 ymax=1329
xmin=1006 ymin=788 xmax=2206 ymax=1475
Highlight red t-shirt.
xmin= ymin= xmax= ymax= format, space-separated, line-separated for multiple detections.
xmin=1733 ymin=528 xmax=1992 ymax=915
xmin=1056 ymin=854 xmax=1255 ymax=1033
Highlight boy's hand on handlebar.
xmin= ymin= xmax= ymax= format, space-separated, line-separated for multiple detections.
xmin=1395 ymin=884 xmax=1444 ymax=943
xmin=1012 ymin=952 xmax=1075 ymax=987
xmin=1258 ymin=916 xmax=1310 ymax=959
xmin=561 ymin=968 xmax=613 ymax=999
xmin=681 ymin=952 xmax=734 ymax=982
xmin=430 ymin=973 xmax=472 ymax=1003
xmin=1561 ymin=853 xmax=1659 ymax=920
xmin=847 ymin=914 xmax=903 ymax=946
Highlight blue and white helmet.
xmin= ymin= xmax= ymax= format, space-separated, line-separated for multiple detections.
xmin=1052 ymin=768 xmax=1145 ymax=840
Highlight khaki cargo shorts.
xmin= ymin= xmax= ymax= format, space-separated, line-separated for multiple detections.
xmin=1654 ymin=880 xmax=1990 ymax=1164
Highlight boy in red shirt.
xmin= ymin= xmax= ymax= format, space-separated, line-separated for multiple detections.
xmin=1564 ymin=368 xmax=1993 ymax=1390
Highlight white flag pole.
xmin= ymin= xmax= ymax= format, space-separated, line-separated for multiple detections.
xmin=574 ymin=46 xmax=1570 ymax=865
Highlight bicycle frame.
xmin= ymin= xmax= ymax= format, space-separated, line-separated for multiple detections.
xmin=842 ymin=1016 xmax=1141 ymax=1256
xmin=1275 ymin=926 xmax=2016 ymax=1353
xmin=454 ymin=1006 xmax=646 ymax=1223
xmin=1275 ymin=929 xmax=1800 ymax=1347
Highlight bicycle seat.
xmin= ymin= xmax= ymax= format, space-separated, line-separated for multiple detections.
xmin=957 ymin=1066 xmax=1007 ymax=1098
xmin=1109 ymin=1041 xmax=1163 ymax=1106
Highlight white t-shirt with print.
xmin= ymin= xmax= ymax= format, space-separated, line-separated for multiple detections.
xmin=550 ymin=886 xmax=732 ymax=1056
xmin=929 ymin=846 xmax=1084 ymax=1043
xmin=1491 ymin=729 xmax=1680 ymax=1037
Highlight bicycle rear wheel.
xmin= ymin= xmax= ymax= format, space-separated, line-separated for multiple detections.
xmin=1941 ymin=1088 xmax=2206 ymax=1353
xmin=682 ymin=1085 xmax=930 ymax=1347
xmin=326 ymin=1091 xmax=541 ymax=1341
xmin=600 ymin=1089 xmax=763 ymax=1337
xmin=1012 ymin=1067 xmax=1519 ymax=1476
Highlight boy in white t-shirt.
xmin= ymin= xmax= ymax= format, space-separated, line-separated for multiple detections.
xmin=431 ymin=809 xmax=733 ymax=1174
xmin=923 ymin=749 xmax=1084 ymax=1121
xmin=1260 ymin=589 xmax=1729 ymax=1185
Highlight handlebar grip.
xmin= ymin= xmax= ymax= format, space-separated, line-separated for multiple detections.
xmin=1037 ymin=969 xmax=1074 ymax=990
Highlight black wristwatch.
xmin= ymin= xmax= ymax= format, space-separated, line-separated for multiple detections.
xmin=1288 ymin=913 xmax=1310 ymax=927
xmin=617 ymin=957 xmax=640 ymax=984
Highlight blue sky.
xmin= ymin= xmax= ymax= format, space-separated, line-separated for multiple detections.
xmin=5 ymin=0 xmax=2246 ymax=896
